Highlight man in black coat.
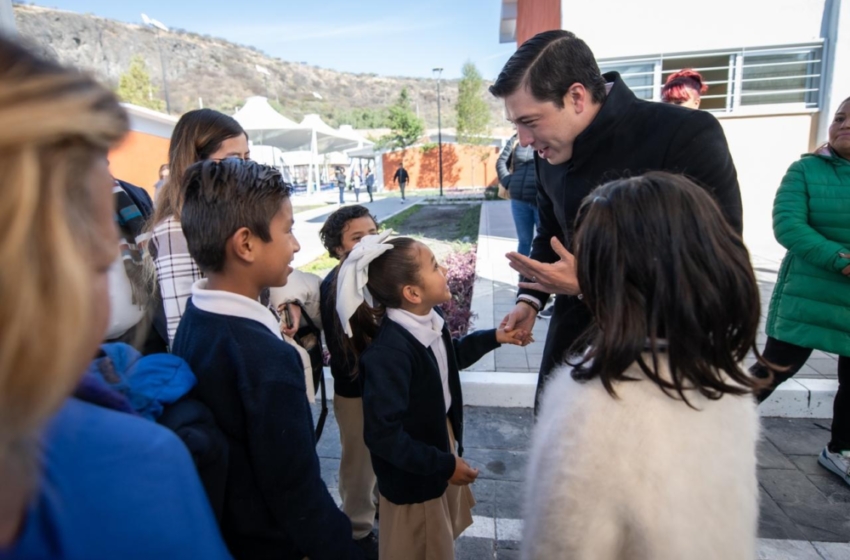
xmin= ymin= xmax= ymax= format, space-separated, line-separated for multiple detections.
xmin=392 ymin=163 xmax=410 ymax=202
xmin=490 ymin=30 xmax=743 ymax=412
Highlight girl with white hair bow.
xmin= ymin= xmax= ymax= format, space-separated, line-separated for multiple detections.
xmin=335 ymin=233 xmax=527 ymax=559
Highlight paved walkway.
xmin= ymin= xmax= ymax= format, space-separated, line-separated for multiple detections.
xmin=290 ymin=194 xmax=421 ymax=267
xmin=313 ymin=405 xmax=850 ymax=559
xmin=469 ymin=200 xmax=840 ymax=383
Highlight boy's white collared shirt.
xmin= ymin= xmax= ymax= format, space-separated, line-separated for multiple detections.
xmin=386 ymin=308 xmax=451 ymax=412
xmin=190 ymin=279 xmax=283 ymax=339
xmin=190 ymin=279 xmax=316 ymax=402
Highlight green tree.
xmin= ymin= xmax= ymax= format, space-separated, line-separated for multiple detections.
xmin=455 ymin=61 xmax=491 ymax=145
xmin=116 ymin=56 xmax=165 ymax=112
xmin=378 ymin=87 xmax=424 ymax=154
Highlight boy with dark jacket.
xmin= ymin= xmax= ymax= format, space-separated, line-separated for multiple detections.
xmin=172 ymin=158 xmax=363 ymax=560
xmin=318 ymin=205 xmax=380 ymax=559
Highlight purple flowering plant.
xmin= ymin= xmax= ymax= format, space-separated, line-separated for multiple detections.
xmin=438 ymin=247 xmax=478 ymax=337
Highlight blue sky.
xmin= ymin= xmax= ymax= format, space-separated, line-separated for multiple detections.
xmin=27 ymin=0 xmax=517 ymax=79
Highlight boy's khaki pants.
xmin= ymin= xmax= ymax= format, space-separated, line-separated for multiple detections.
xmin=334 ymin=395 xmax=378 ymax=540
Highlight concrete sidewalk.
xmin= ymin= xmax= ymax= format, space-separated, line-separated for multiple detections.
xmin=291 ymin=194 xmax=421 ymax=268
xmin=467 ymin=200 xmax=840 ymax=416
xmin=313 ymin=404 xmax=850 ymax=559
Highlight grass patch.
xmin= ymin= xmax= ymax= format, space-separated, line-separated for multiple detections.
xmin=457 ymin=203 xmax=481 ymax=243
xmin=297 ymin=252 xmax=338 ymax=276
xmin=380 ymin=204 xmax=423 ymax=232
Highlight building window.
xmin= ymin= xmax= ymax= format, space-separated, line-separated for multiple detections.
xmin=599 ymin=60 xmax=656 ymax=100
xmin=598 ymin=42 xmax=823 ymax=114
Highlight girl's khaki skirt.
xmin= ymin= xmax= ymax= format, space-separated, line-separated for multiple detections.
xmin=378 ymin=419 xmax=476 ymax=560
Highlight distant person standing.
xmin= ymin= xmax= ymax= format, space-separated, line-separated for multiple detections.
xmin=364 ymin=167 xmax=375 ymax=202
xmin=392 ymin=162 xmax=409 ymax=203
xmin=335 ymin=166 xmax=347 ymax=205
xmin=661 ymin=69 xmax=709 ymax=109
xmin=496 ymin=133 xmax=539 ymax=257
xmin=351 ymin=169 xmax=361 ymax=203
xmin=154 ymin=164 xmax=169 ymax=202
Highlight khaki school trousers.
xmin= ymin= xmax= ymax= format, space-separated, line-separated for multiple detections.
xmin=334 ymin=395 xmax=378 ymax=539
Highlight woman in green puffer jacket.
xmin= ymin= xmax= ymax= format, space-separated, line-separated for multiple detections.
xmin=752 ymin=97 xmax=850 ymax=485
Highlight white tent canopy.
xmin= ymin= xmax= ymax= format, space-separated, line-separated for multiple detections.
xmin=233 ymin=96 xmax=299 ymax=145
xmin=271 ymin=114 xmax=372 ymax=153
xmin=233 ymin=98 xmax=373 ymax=192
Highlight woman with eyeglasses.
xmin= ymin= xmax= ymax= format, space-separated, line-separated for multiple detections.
xmin=148 ymin=109 xmax=251 ymax=347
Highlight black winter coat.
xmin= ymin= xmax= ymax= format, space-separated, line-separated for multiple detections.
xmin=496 ymin=136 xmax=538 ymax=205
xmin=522 ymin=72 xmax=743 ymax=394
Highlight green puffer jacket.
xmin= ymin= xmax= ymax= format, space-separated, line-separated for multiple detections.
xmin=766 ymin=151 xmax=850 ymax=356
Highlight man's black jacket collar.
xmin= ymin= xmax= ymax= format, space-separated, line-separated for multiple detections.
xmin=570 ymin=72 xmax=636 ymax=171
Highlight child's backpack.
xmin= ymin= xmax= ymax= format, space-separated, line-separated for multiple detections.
xmin=286 ymin=302 xmax=330 ymax=442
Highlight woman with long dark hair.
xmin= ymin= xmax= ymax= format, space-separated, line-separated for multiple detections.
xmin=148 ymin=109 xmax=250 ymax=346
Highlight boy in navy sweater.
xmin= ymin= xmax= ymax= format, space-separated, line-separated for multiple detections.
xmin=318 ymin=206 xmax=380 ymax=556
xmin=172 ymin=159 xmax=363 ymax=560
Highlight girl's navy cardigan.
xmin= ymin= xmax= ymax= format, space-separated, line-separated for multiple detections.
xmin=359 ymin=312 xmax=500 ymax=505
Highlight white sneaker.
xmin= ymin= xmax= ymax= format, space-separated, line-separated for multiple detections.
xmin=818 ymin=446 xmax=850 ymax=486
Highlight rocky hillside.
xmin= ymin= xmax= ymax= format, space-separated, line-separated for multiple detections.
xmin=13 ymin=3 xmax=508 ymax=130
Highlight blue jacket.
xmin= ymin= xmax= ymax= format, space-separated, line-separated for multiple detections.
xmin=82 ymin=342 xmax=196 ymax=420
xmin=0 ymin=398 xmax=231 ymax=560
xmin=359 ymin=313 xmax=499 ymax=505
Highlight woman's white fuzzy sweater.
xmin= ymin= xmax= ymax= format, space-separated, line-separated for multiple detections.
xmin=522 ymin=359 xmax=759 ymax=560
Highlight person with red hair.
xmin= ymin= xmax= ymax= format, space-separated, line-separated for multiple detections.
xmin=661 ymin=69 xmax=708 ymax=109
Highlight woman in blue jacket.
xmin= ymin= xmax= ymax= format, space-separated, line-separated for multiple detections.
xmin=0 ymin=37 xmax=230 ymax=560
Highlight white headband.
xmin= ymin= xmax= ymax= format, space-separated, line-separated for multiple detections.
xmin=335 ymin=230 xmax=394 ymax=338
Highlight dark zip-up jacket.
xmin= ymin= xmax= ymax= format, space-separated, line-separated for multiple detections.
xmin=359 ymin=314 xmax=499 ymax=505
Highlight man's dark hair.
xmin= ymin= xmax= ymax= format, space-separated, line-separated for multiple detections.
xmin=489 ymin=30 xmax=607 ymax=106
xmin=181 ymin=159 xmax=292 ymax=273
xmin=569 ymin=172 xmax=767 ymax=405
xmin=319 ymin=205 xmax=378 ymax=259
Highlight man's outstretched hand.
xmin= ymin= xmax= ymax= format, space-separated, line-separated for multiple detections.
xmin=506 ymin=237 xmax=580 ymax=296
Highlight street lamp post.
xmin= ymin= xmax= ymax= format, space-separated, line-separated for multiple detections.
xmin=141 ymin=13 xmax=172 ymax=114
xmin=432 ymin=67 xmax=444 ymax=198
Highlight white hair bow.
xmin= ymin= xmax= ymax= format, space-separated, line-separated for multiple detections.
xmin=335 ymin=230 xmax=394 ymax=338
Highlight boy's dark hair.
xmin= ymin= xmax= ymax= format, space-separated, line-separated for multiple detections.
xmin=181 ymin=159 xmax=292 ymax=273
xmin=320 ymin=205 xmax=379 ymax=259
xmin=571 ymin=172 xmax=766 ymax=404
xmin=489 ymin=29 xmax=607 ymax=107
xmin=342 ymin=237 xmax=422 ymax=359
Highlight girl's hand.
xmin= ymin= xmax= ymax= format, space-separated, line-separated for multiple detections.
xmin=497 ymin=327 xmax=533 ymax=346
xmin=840 ymin=253 xmax=850 ymax=276
xmin=278 ymin=303 xmax=302 ymax=338
xmin=449 ymin=457 xmax=479 ymax=486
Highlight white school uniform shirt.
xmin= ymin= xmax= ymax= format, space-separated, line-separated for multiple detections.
xmin=386 ymin=308 xmax=451 ymax=412
xmin=190 ymin=280 xmax=316 ymax=402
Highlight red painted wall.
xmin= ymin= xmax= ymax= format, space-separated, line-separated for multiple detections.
xmin=382 ymin=145 xmax=501 ymax=190
xmin=517 ymin=0 xmax=561 ymax=45
xmin=108 ymin=130 xmax=170 ymax=197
